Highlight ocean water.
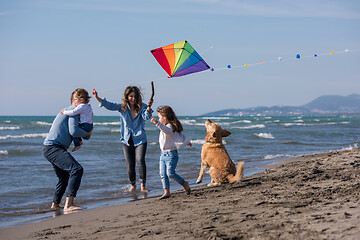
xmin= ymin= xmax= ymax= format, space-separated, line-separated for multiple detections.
xmin=1 ymin=115 xmax=359 ymax=228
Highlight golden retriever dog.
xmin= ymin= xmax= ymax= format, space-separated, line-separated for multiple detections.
xmin=196 ymin=119 xmax=244 ymax=186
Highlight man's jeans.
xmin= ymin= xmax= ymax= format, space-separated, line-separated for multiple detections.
xmin=43 ymin=145 xmax=84 ymax=204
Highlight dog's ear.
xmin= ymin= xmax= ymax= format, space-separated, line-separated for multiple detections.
xmin=222 ymin=129 xmax=231 ymax=137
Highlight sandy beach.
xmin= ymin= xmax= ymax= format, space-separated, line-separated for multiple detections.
xmin=1 ymin=148 xmax=359 ymax=240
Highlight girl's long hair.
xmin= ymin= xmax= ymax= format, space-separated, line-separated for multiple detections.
xmin=121 ymin=86 xmax=142 ymax=114
xmin=157 ymin=105 xmax=183 ymax=133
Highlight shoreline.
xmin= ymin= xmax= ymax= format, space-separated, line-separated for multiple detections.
xmin=1 ymin=148 xmax=359 ymax=239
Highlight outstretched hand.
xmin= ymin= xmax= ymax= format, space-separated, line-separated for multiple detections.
xmin=92 ymin=89 xmax=98 ymax=97
xmin=150 ymin=117 xmax=158 ymax=125
xmin=92 ymin=89 xmax=103 ymax=104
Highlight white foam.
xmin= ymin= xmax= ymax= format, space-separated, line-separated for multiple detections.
xmin=283 ymin=123 xmax=304 ymax=127
xmin=110 ymin=129 xmax=120 ymax=133
xmin=232 ymin=120 xmax=252 ymax=124
xmin=191 ymin=139 xmax=205 ymax=145
xmin=0 ymin=133 xmax=48 ymax=140
xmin=232 ymin=124 xmax=265 ymax=129
xmin=264 ymin=154 xmax=291 ymax=160
xmin=190 ymin=139 xmax=226 ymax=145
xmin=0 ymin=126 xmax=20 ymax=130
xmin=282 ymin=121 xmax=350 ymax=127
xmin=200 ymin=117 xmax=230 ymax=120
xmin=333 ymin=144 xmax=358 ymax=152
xmin=94 ymin=122 xmax=121 ymax=126
xmin=34 ymin=121 xmax=52 ymax=126
xmin=254 ymin=133 xmax=274 ymax=139
xmin=0 ymin=150 xmax=8 ymax=155
xmin=180 ymin=119 xmax=198 ymax=126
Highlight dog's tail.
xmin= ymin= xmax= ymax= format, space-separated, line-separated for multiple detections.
xmin=228 ymin=161 xmax=244 ymax=183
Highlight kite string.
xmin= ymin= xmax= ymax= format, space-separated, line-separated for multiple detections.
xmin=212 ymin=48 xmax=360 ymax=71
xmin=199 ymin=46 xmax=214 ymax=56
xmin=96 ymin=48 xmax=360 ymax=92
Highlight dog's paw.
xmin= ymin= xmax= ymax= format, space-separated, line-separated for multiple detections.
xmin=196 ymin=179 xmax=202 ymax=184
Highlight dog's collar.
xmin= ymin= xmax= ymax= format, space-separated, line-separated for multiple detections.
xmin=206 ymin=141 xmax=216 ymax=144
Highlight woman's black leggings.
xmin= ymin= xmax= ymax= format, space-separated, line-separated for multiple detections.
xmin=122 ymin=137 xmax=147 ymax=185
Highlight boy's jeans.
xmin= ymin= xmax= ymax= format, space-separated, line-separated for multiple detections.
xmin=159 ymin=150 xmax=185 ymax=189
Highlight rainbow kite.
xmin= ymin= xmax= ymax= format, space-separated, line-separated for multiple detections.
xmin=150 ymin=40 xmax=210 ymax=78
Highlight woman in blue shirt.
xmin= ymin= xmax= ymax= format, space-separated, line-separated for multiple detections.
xmin=93 ymin=86 xmax=153 ymax=192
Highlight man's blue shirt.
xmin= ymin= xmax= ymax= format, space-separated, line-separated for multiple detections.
xmin=44 ymin=106 xmax=88 ymax=149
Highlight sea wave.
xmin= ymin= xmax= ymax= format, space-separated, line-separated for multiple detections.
xmin=110 ymin=129 xmax=121 ymax=133
xmin=34 ymin=121 xmax=52 ymax=126
xmin=0 ymin=149 xmax=41 ymax=156
xmin=180 ymin=120 xmax=204 ymax=126
xmin=232 ymin=124 xmax=265 ymax=130
xmin=281 ymin=141 xmax=314 ymax=145
xmin=190 ymin=139 xmax=205 ymax=145
xmin=0 ymin=133 xmax=48 ymax=140
xmin=190 ymin=139 xmax=226 ymax=145
xmin=200 ymin=117 xmax=230 ymax=120
xmin=333 ymin=144 xmax=358 ymax=152
xmin=254 ymin=133 xmax=274 ymax=139
xmin=0 ymin=127 xmax=20 ymax=130
xmin=264 ymin=154 xmax=291 ymax=160
xmin=282 ymin=121 xmax=350 ymax=127
xmin=94 ymin=122 xmax=121 ymax=126
xmin=0 ymin=150 xmax=8 ymax=155
xmin=232 ymin=120 xmax=252 ymax=124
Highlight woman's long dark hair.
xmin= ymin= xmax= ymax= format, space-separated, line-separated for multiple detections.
xmin=157 ymin=105 xmax=183 ymax=133
xmin=121 ymin=86 xmax=142 ymax=114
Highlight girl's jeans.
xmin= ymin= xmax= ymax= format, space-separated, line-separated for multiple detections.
xmin=159 ymin=150 xmax=185 ymax=189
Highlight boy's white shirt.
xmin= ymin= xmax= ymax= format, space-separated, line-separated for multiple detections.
xmin=62 ymin=103 xmax=93 ymax=124
xmin=156 ymin=122 xmax=191 ymax=151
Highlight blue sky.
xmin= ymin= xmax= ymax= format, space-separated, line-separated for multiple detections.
xmin=1 ymin=0 xmax=359 ymax=116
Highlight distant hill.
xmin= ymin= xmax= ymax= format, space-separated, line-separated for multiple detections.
xmin=202 ymin=94 xmax=360 ymax=116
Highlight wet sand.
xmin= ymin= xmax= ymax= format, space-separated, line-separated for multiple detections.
xmin=1 ymin=149 xmax=360 ymax=239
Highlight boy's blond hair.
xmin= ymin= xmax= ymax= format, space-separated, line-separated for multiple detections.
xmin=71 ymin=88 xmax=91 ymax=104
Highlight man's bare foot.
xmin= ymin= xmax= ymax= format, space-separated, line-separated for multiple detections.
xmin=130 ymin=184 xmax=136 ymax=192
xmin=50 ymin=203 xmax=61 ymax=210
xmin=72 ymin=146 xmax=81 ymax=152
xmin=183 ymin=181 xmax=191 ymax=195
xmin=159 ymin=193 xmax=171 ymax=200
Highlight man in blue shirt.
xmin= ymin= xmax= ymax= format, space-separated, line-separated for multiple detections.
xmin=43 ymin=100 xmax=92 ymax=213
